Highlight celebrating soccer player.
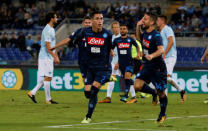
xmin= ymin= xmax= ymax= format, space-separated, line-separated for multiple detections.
xmin=135 ymin=12 xmax=168 ymax=123
xmin=28 ymin=12 xmax=59 ymax=104
xmin=111 ymin=24 xmax=140 ymax=103
xmin=50 ymin=11 xmax=113 ymax=123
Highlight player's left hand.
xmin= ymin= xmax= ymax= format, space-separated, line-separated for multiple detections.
xmin=145 ymin=55 xmax=153 ymax=61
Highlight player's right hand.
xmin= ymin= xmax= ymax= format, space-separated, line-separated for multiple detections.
xmin=137 ymin=18 xmax=144 ymax=27
xmin=54 ymin=56 xmax=60 ymax=64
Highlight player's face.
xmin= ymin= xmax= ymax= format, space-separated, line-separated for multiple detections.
xmin=156 ymin=17 xmax=163 ymax=27
xmin=82 ymin=19 xmax=92 ymax=27
xmin=120 ymin=26 xmax=128 ymax=36
xmin=112 ymin=24 xmax=120 ymax=35
xmin=92 ymin=14 xmax=103 ymax=30
xmin=52 ymin=14 xmax=58 ymax=24
xmin=142 ymin=14 xmax=153 ymax=29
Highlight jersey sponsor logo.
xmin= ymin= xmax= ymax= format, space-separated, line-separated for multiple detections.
xmin=88 ymin=37 xmax=105 ymax=46
xmin=118 ymin=43 xmax=130 ymax=48
xmin=142 ymin=39 xmax=150 ymax=48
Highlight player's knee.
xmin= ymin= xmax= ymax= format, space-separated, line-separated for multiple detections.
xmin=90 ymin=86 xmax=99 ymax=98
xmin=167 ymin=77 xmax=172 ymax=83
xmin=134 ymin=80 xmax=143 ymax=91
xmin=84 ymin=91 xmax=91 ymax=99
xmin=158 ymin=91 xmax=166 ymax=98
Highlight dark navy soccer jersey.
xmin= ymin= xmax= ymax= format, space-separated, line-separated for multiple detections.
xmin=141 ymin=30 xmax=165 ymax=66
xmin=112 ymin=37 xmax=138 ymax=66
xmin=70 ymin=27 xmax=113 ymax=70
xmin=69 ymin=28 xmax=87 ymax=64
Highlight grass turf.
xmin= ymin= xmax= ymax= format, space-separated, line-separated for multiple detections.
xmin=0 ymin=90 xmax=207 ymax=131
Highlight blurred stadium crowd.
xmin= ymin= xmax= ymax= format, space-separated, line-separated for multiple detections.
xmin=0 ymin=0 xmax=207 ymax=65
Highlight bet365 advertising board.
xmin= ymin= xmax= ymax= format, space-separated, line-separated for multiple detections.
xmin=0 ymin=68 xmax=208 ymax=93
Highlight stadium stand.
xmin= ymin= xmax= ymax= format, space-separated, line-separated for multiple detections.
xmin=0 ymin=0 xmax=208 ymax=68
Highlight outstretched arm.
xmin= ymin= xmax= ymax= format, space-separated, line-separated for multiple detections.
xmin=51 ymin=38 xmax=70 ymax=50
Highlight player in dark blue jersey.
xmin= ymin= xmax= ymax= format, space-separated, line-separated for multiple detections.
xmin=70 ymin=16 xmax=92 ymax=99
xmin=51 ymin=11 xmax=113 ymax=124
xmin=135 ymin=12 xmax=168 ymax=123
xmin=112 ymin=24 xmax=140 ymax=103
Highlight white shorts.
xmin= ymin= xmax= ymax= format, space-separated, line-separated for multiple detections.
xmin=164 ymin=57 xmax=176 ymax=75
xmin=111 ymin=63 xmax=121 ymax=76
xmin=38 ymin=58 xmax=54 ymax=77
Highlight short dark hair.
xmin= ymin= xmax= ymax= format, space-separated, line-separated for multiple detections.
xmin=145 ymin=12 xmax=157 ymax=25
xmin=158 ymin=15 xmax=167 ymax=24
xmin=83 ymin=16 xmax=91 ymax=21
xmin=46 ymin=12 xmax=56 ymax=23
xmin=120 ymin=24 xmax=128 ymax=29
xmin=91 ymin=11 xmax=102 ymax=18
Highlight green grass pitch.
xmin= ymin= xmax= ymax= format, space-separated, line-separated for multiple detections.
xmin=0 ymin=90 xmax=207 ymax=131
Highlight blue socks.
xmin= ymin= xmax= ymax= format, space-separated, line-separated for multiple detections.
xmin=124 ymin=79 xmax=133 ymax=97
xmin=159 ymin=95 xmax=168 ymax=116
xmin=141 ymin=84 xmax=156 ymax=95
xmin=86 ymin=86 xmax=99 ymax=118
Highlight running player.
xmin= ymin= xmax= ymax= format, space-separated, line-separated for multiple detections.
xmin=112 ymin=24 xmax=140 ymax=103
xmin=135 ymin=12 xmax=168 ymax=123
xmin=200 ymin=47 xmax=208 ymax=104
xmin=50 ymin=11 xmax=113 ymax=123
xmin=71 ymin=16 xmax=92 ymax=99
xmin=157 ymin=15 xmax=186 ymax=102
xmin=27 ymin=12 xmax=59 ymax=104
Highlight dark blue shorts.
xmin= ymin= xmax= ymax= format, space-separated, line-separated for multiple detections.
xmin=79 ymin=62 xmax=88 ymax=78
xmin=119 ymin=65 xmax=134 ymax=77
xmin=85 ymin=68 xmax=111 ymax=85
xmin=136 ymin=65 xmax=167 ymax=91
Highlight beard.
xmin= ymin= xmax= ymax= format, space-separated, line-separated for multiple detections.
xmin=142 ymin=24 xmax=150 ymax=30
xmin=121 ymin=33 xmax=127 ymax=36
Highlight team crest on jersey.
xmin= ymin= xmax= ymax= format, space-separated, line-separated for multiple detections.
xmin=148 ymin=35 xmax=152 ymax=40
xmin=71 ymin=32 xmax=75 ymax=36
xmin=103 ymin=33 xmax=108 ymax=38
xmin=118 ymin=43 xmax=130 ymax=48
xmin=88 ymin=37 xmax=105 ymax=46
xmin=127 ymin=38 xmax=131 ymax=43
xmin=143 ymin=39 xmax=150 ymax=48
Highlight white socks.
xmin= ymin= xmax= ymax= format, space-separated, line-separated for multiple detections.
xmin=107 ymin=81 xmax=114 ymax=98
xmin=31 ymin=76 xmax=44 ymax=95
xmin=44 ymin=81 xmax=51 ymax=101
xmin=130 ymin=85 xmax=136 ymax=98
xmin=167 ymin=77 xmax=182 ymax=92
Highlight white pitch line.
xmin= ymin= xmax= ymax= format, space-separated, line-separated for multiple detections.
xmin=54 ymin=126 xmax=176 ymax=131
xmin=45 ymin=115 xmax=208 ymax=129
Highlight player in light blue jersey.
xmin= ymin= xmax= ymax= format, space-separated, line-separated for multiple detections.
xmin=157 ymin=15 xmax=186 ymax=103
xmin=28 ymin=12 xmax=60 ymax=104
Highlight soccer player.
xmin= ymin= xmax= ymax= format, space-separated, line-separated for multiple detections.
xmin=98 ymin=21 xmax=121 ymax=103
xmin=50 ymin=11 xmax=113 ymax=123
xmin=135 ymin=12 xmax=168 ymax=123
xmin=71 ymin=16 xmax=92 ymax=99
xmin=157 ymin=15 xmax=186 ymax=102
xmin=200 ymin=47 xmax=208 ymax=104
xmin=27 ymin=12 xmax=59 ymax=104
xmin=112 ymin=24 xmax=140 ymax=103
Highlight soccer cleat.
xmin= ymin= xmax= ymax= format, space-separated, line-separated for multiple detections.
xmin=126 ymin=97 xmax=137 ymax=103
xmin=46 ymin=99 xmax=58 ymax=104
xmin=27 ymin=91 xmax=37 ymax=103
xmin=204 ymin=98 xmax=208 ymax=104
xmin=120 ymin=96 xmax=127 ymax=103
xmin=180 ymin=90 xmax=186 ymax=103
xmin=109 ymin=75 xmax=117 ymax=82
xmin=156 ymin=115 xmax=166 ymax=123
xmin=81 ymin=117 xmax=91 ymax=124
xmin=152 ymin=94 xmax=158 ymax=106
xmin=98 ymin=97 xmax=111 ymax=103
